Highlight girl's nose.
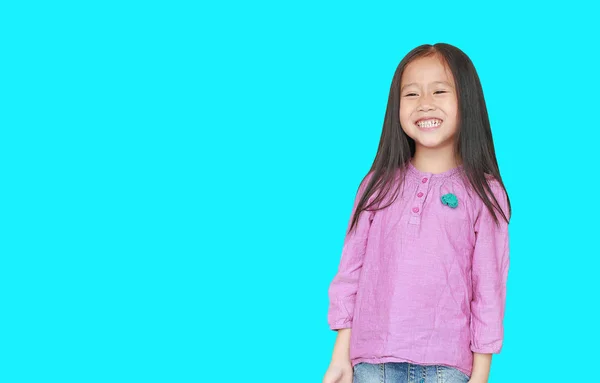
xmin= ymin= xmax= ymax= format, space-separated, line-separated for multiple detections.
xmin=417 ymin=103 xmax=435 ymax=111
xmin=417 ymin=94 xmax=435 ymax=111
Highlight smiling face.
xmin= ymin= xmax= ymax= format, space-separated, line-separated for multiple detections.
xmin=399 ymin=55 xmax=459 ymax=152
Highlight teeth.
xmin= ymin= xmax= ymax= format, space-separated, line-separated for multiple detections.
xmin=417 ymin=119 xmax=442 ymax=128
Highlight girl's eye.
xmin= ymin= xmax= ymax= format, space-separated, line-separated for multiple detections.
xmin=404 ymin=91 xmax=447 ymax=97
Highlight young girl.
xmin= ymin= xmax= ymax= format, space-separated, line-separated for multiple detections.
xmin=322 ymin=43 xmax=511 ymax=383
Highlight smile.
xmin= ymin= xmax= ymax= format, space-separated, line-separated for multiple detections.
xmin=416 ymin=119 xmax=443 ymax=128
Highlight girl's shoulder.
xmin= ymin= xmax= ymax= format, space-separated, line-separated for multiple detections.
xmin=465 ymin=173 xmax=510 ymax=224
xmin=451 ymin=172 xmax=508 ymax=217
xmin=458 ymin=172 xmax=505 ymax=198
xmin=483 ymin=173 xmax=508 ymax=200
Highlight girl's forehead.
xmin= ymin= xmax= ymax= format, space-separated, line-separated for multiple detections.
xmin=401 ymin=56 xmax=454 ymax=86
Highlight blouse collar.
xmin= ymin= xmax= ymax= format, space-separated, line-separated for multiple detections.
xmin=406 ymin=160 xmax=464 ymax=181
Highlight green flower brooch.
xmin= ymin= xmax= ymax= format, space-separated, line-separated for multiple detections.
xmin=441 ymin=193 xmax=458 ymax=208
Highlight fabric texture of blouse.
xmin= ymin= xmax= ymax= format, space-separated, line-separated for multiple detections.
xmin=327 ymin=162 xmax=510 ymax=378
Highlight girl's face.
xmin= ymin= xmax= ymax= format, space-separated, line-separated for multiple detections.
xmin=399 ymin=55 xmax=459 ymax=152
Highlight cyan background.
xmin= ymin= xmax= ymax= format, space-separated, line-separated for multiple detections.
xmin=1 ymin=1 xmax=598 ymax=382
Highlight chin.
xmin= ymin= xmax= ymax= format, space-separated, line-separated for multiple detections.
xmin=416 ymin=142 xmax=446 ymax=149
xmin=412 ymin=135 xmax=455 ymax=149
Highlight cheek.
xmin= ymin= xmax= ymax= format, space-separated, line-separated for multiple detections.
xmin=399 ymin=104 xmax=411 ymax=125
xmin=441 ymin=101 xmax=458 ymax=125
xmin=444 ymin=99 xmax=459 ymax=118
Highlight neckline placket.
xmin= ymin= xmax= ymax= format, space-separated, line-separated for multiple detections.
xmin=405 ymin=161 xmax=464 ymax=227
xmin=409 ymin=172 xmax=431 ymax=226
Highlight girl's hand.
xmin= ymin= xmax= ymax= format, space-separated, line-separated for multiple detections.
xmin=322 ymin=359 xmax=353 ymax=383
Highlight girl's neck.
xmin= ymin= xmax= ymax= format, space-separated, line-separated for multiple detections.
xmin=410 ymin=146 xmax=462 ymax=174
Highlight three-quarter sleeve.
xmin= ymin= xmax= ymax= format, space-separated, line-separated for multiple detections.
xmin=327 ymin=172 xmax=376 ymax=331
xmin=470 ymin=181 xmax=511 ymax=353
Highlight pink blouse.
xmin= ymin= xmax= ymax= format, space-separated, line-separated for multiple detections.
xmin=327 ymin=162 xmax=510 ymax=378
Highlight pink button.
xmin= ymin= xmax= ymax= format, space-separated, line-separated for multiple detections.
xmin=422 ymin=177 xmax=428 ymax=183
xmin=412 ymin=207 xmax=419 ymax=213
xmin=417 ymin=192 xmax=424 ymax=197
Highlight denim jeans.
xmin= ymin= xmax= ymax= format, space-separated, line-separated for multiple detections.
xmin=353 ymin=362 xmax=470 ymax=383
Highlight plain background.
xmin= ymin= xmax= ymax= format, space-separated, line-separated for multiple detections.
xmin=1 ymin=1 xmax=599 ymax=382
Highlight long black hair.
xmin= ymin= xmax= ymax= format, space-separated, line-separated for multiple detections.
xmin=348 ymin=43 xmax=511 ymax=235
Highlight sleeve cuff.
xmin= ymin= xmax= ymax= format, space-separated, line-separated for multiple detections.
xmin=470 ymin=341 xmax=503 ymax=354
xmin=330 ymin=322 xmax=352 ymax=331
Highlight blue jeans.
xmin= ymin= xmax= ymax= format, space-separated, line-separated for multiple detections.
xmin=353 ymin=362 xmax=469 ymax=383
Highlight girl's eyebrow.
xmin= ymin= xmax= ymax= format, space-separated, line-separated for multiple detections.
xmin=400 ymin=81 xmax=453 ymax=91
